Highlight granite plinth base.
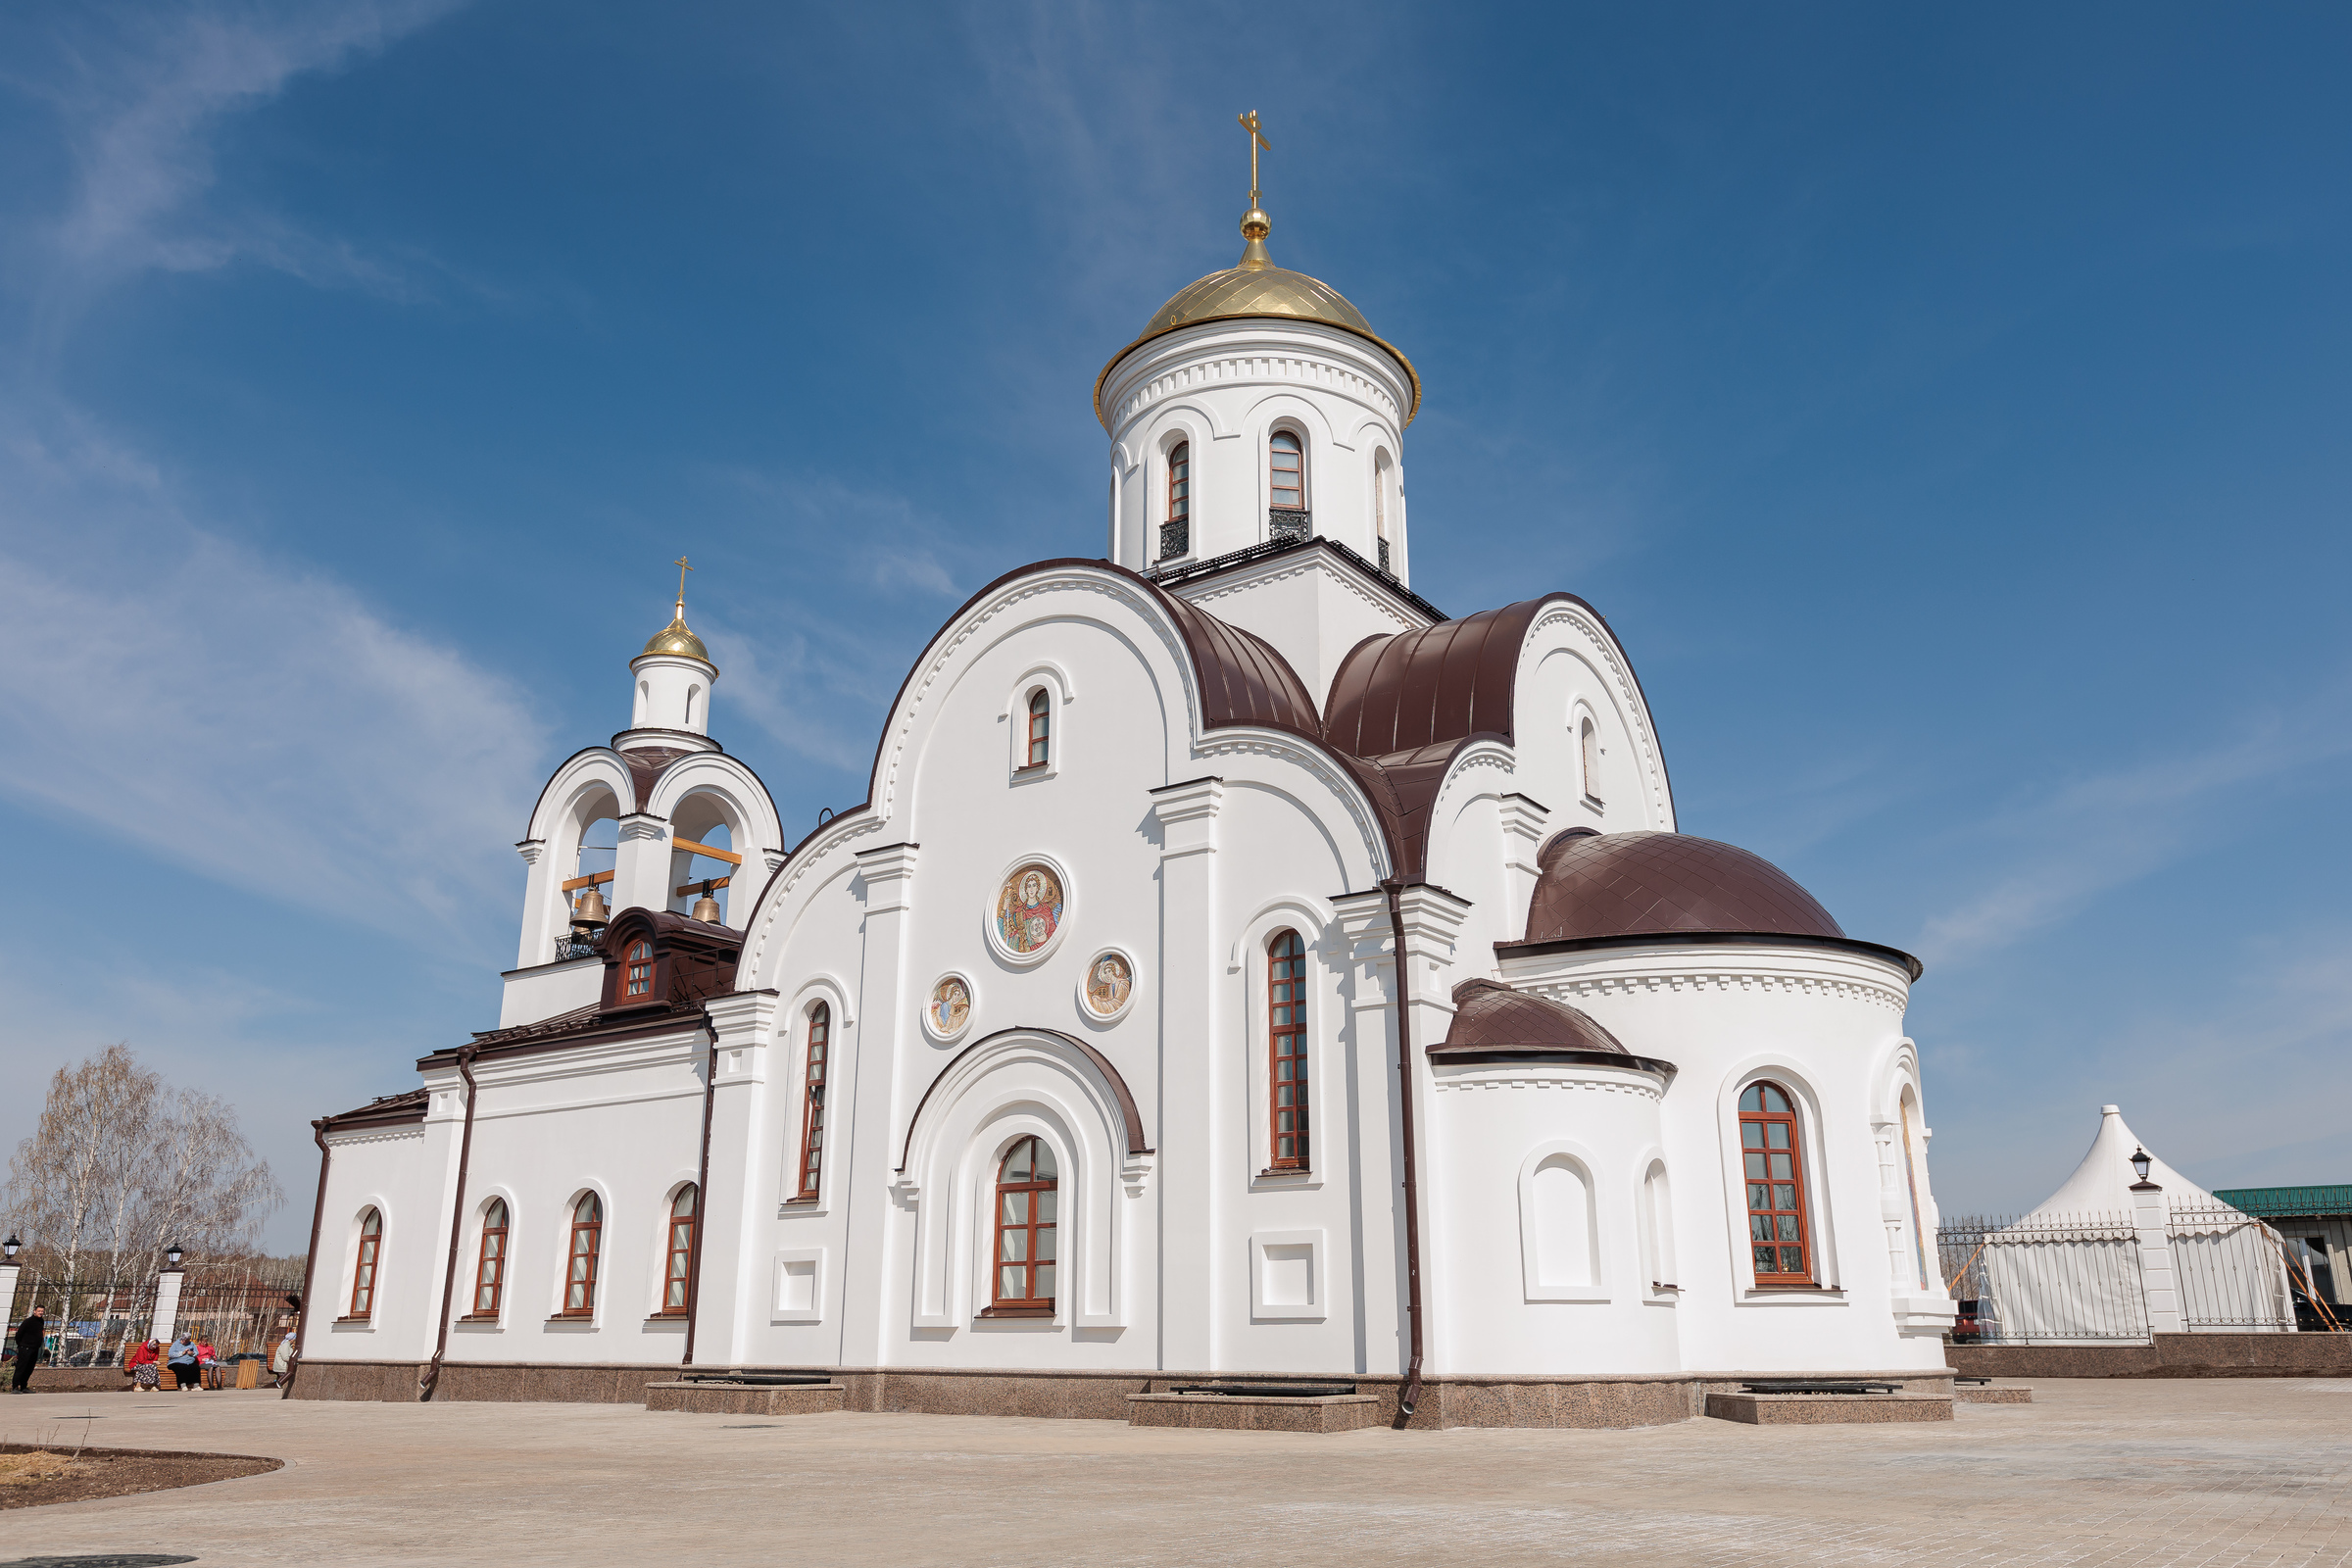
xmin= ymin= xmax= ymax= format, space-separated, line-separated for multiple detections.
xmin=1126 ymin=1393 xmax=1379 ymax=1433
xmin=1947 ymin=1334 xmax=2352 ymax=1379
xmin=1706 ymin=1392 xmax=1953 ymax=1425
xmin=643 ymin=1381 xmax=844 ymax=1416
xmin=1953 ymin=1384 xmax=2033 ymax=1403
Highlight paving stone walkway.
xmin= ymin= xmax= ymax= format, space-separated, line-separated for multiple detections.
xmin=3 ymin=1378 xmax=2348 ymax=1566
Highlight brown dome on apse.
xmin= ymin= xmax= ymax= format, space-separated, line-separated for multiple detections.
xmin=1522 ymin=830 xmax=1845 ymax=946
xmin=1432 ymin=979 xmax=1629 ymax=1057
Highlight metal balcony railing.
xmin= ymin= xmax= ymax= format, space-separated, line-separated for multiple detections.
xmin=554 ymin=935 xmax=600 ymax=963
xmin=1268 ymin=509 xmax=1310 ymax=543
xmin=1158 ymin=518 xmax=1190 ymax=560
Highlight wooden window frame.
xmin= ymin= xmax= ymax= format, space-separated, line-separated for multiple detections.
xmin=1167 ymin=440 xmax=1190 ymax=521
xmin=1740 ymin=1083 xmax=1813 ymax=1285
xmin=347 ymin=1207 xmax=382 ymax=1320
xmin=1268 ymin=429 xmax=1304 ymax=511
xmin=790 ymin=1004 xmax=829 ymax=1202
xmin=987 ymin=1136 xmax=1058 ymax=1315
xmin=1023 ymin=689 xmax=1051 ymax=769
xmin=561 ymin=1193 xmax=603 ymax=1316
xmin=1265 ymin=930 xmax=1309 ymax=1172
xmin=468 ymin=1199 xmax=508 ymax=1318
xmin=623 ymin=939 xmax=655 ymax=999
xmin=659 ymin=1185 xmax=697 ymax=1316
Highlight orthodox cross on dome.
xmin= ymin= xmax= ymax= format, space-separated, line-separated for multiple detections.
xmin=1237 ymin=110 xmax=1270 ymax=203
xmin=1235 ymin=111 xmax=1274 ymax=265
xmin=672 ymin=555 xmax=692 ymax=612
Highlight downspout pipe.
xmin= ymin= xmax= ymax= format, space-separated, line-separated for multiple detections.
xmin=419 ymin=1046 xmax=481 ymax=1402
xmin=680 ymin=1022 xmax=719 ymax=1368
xmin=284 ymin=1119 xmax=332 ymax=1400
xmin=1382 ymin=879 xmax=1426 ymax=1428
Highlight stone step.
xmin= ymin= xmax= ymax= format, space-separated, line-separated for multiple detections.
xmin=1127 ymin=1392 xmax=1381 ymax=1433
xmin=644 ymin=1380 xmax=845 ymax=1416
xmin=1705 ymin=1392 xmax=1954 ymax=1425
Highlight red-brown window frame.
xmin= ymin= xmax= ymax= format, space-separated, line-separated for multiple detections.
xmin=561 ymin=1192 xmax=602 ymax=1315
xmin=1740 ymin=1082 xmax=1813 ymax=1285
xmin=1267 ymin=929 xmax=1308 ymax=1171
xmin=623 ymin=939 xmax=655 ymax=999
xmin=659 ymin=1185 xmax=697 ymax=1316
xmin=347 ymin=1207 xmax=382 ymax=1319
xmin=791 ymin=1004 xmax=829 ymax=1202
xmin=1268 ymin=429 xmax=1304 ymax=510
xmin=988 ymin=1136 xmax=1057 ymax=1314
xmin=1167 ymin=440 xmax=1190 ymax=521
xmin=1024 ymin=689 xmax=1051 ymax=768
xmin=469 ymin=1198 xmax=508 ymax=1317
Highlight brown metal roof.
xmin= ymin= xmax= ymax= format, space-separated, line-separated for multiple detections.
xmin=319 ymin=1088 xmax=428 ymax=1131
xmin=1521 ymin=830 xmax=1845 ymax=944
xmin=1432 ymin=979 xmax=1628 ymax=1055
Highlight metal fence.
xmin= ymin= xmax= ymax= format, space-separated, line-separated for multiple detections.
xmin=7 ymin=1270 xmax=302 ymax=1367
xmin=1938 ymin=1211 xmax=2150 ymax=1344
xmin=2168 ymin=1203 xmax=2296 ymax=1332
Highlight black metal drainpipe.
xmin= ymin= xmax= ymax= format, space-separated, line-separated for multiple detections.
xmin=1383 ymin=879 xmax=1426 ymax=1428
xmin=419 ymin=1045 xmax=481 ymax=1402
xmin=284 ymin=1120 xmax=332 ymax=1400
xmin=680 ymin=1021 xmax=719 ymax=1367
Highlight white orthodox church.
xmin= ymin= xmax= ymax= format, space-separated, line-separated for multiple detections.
xmin=296 ymin=162 xmax=1958 ymax=1425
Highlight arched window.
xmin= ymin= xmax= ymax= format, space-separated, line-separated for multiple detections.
xmin=1167 ymin=441 xmax=1190 ymax=522
xmin=1373 ymin=449 xmax=1394 ymax=570
xmin=684 ymin=686 xmax=698 ymax=728
xmin=563 ymin=1193 xmax=603 ymax=1314
xmin=348 ymin=1208 xmax=382 ymax=1319
xmin=1579 ymin=716 xmax=1601 ymax=803
xmin=1025 ymin=689 xmax=1051 ymax=768
xmin=1640 ymin=1162 xmax=1676 ymax=1295
xmin=661 ymin=1186 xmax=698 ymax=1315
xmin=624 ymin=940 xmax=654 ymax=998
xmin=471 ymin=1199 xmax=508 ymax=1316
xmin=1268 ymin=930 xmax=1308 ymax=1171
xmin=1269 ymin=430 xmax=1304 ymax=513
xmin=1740 ymin=1083 xmax=1812 ymax=1284
xmin=991 ymin=1137 xmax=1058 ymax=1312
xmin=793 ymin=1004 xmax=829 ymax=1201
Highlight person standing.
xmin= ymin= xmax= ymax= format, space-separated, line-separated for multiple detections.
xmin=8 ymin=1306 xmax=44 ymax=1394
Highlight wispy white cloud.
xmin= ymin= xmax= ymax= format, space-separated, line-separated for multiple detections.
xmin=1916 ymin=705 xmax=2352 ymax=967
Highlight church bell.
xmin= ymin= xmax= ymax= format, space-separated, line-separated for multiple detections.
xmin=571 ymin=885 xmax=610 ymax=930
xmin=691 ymin=881 xmax=722 ymax=923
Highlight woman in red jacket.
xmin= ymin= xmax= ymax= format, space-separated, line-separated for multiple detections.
xmin=122 ymin=1338 xmax=163 ymax=1390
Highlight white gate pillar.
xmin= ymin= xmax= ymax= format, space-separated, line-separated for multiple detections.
xmin=152 ymin=1267 xmax=187 ymax=1346
xmin=2132 ymin=1181 xmax=2184 ymax=1336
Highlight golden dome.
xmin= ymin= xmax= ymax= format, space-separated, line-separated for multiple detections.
xmin=640 ymin=609 xmax=714 ymax=669
xmin=1095 ymin=207 xmax=1421 ymax=428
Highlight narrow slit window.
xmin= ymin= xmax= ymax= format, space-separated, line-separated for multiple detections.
xmin=564 ymin=1192 xmax=603 ymax=1314
xmin=472 ymin=1199 xmax=508 ymax=1316
xmin=1168 ymin=441 xmax=1190 ymax=521
xmin=794 ymin=1004 xmax=829 ymax=1201
xmin=1268 ymin=930 xmax=1309 ymax=1170
xmin=662 ymin=1185 xmax=697 ymax=1315
xmin=1269 ymin=430 xmax=1303 ymax=511
xmin=1580 ymin=716 xmax=1601 ymax=802
xmin=349 ymin=1207 xmax=382 ymax=1319
xmin=1740 ymin=1083 xmax=1812 ymax=1284
xmin=1026 ymin=689 xmax=1051 ymax=768
xmin=991 ymin=1136 xmax=1058 ymax=1311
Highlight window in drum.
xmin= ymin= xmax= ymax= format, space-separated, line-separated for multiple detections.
xmin=563 ymin=1192 xmax=603 ymax=1314
xmin=661 ymin=1185 xmax=697 ymax=1315
xmin=348 ymin=1207 xmax=382 ymax=1318
xmin=624 ymin=939 xmax=654 ymax=998
xmin=1579 ymin=715 xmax=1601 ymax=803
xmin=1269 ymin=430 xmax=1304 ymax=511
xmin=1740 ymin=1083 xmax=1812 ymax=1283
xmin=991 ymin=1136 xmax=1058 ymax=1312
xmin=471 ymin=1199 xmax=508 ymax=1315
xmin=1168 ymin=441 xmax=1190 ymax=522
xmin=1267 ymin=930 xmax=1309 ymax=1170
xmin=1025 ymin=689 xmax=1051 ymax=768
xmin=793 ymin=1004 xmax=829 ymax=1201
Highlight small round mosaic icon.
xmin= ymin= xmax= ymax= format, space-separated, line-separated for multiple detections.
xmin=927 ymin=975 xmax=972 ymax=1038
xmin=994 ymin=861 xmax=1064 ymax=957
xmin=1082 ymin=951 xmax=1133 ymax=1019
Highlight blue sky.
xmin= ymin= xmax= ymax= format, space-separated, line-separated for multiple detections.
xmin=2 ymin=2 xmax=2346 ymax=1251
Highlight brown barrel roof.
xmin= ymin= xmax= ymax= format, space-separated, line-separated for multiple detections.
xmin=1522 ymin=830 xmax=1845 ymax=945
xmin=1433 ymin=978 xmax=1629 ymax=1056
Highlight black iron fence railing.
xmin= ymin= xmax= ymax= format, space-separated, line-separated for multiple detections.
xmin=1268 ymin=509 xmax=1310 ymax=543
xmin=1158 ymin=518 xmax=1190 ymax=560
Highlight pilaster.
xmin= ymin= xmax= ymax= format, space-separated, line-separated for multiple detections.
xmin=838 ymin=842 xmax=919 ymax=1365
xmin=1496 ymin=796 xmax=1550 ymax=931
xmin=695 ymin=988 xmax=782 ymax=1364
xmin=514 ymin=839 xmax=553 ymax=970
xmin=1388 ymin=883 xmax=1469 ymax=1375
xmin=613 ymin=813 xmax=673 ymax=918
xmin=1150 ymin=776 xmax=1222 ymax=1370
xmin=1333 ymin=890 xmax=1403 ymax=1374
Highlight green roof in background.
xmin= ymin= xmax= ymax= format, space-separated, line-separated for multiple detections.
xmin=2211 ymin=1185 xmax=2352 ymax=1217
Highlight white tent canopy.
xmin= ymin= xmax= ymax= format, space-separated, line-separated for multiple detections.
xmin=1971 ymin=1105 xmax=2293 ymax=1343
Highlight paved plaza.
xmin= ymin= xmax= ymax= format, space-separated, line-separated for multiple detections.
xmin=3 ymin=1379 xmax=2349 ymax=1566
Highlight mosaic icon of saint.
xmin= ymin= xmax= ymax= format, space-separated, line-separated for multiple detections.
xmin=1085 ymin=954 xmax=1132 ymax=1016
xmin=995 ymin=864 xmax=1063 ymax=955
xmin=930 ymin=976 xmax=970 ymax=1034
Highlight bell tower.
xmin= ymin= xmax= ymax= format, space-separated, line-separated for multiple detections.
xmin=620 ymin=556 xmax=720 ymax=754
